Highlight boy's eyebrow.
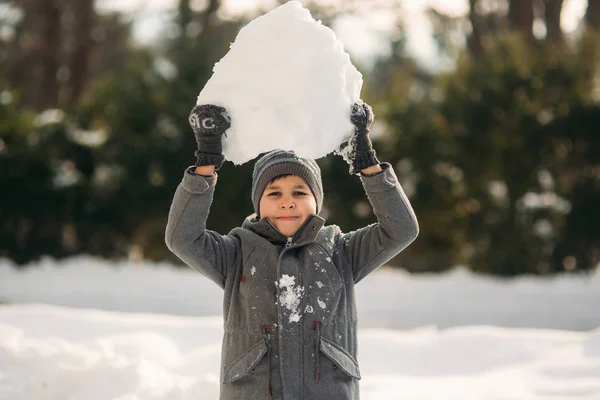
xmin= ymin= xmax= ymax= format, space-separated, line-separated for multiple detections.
xmin=265 ymin=184 xmax=309 ymax=190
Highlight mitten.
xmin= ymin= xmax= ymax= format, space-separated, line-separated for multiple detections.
xmin=337 ymin=100 xmax=380 ymax=175
xmin=188 ymin=104 xmax=231 ymax=169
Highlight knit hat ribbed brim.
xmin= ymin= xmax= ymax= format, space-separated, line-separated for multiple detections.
xmin=252 ymin=150 xmax=323 ymax=216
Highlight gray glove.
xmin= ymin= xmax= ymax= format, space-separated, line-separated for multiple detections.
xmin=338 ymin=100 xmax=379 ymax=174
xmin=188 ymin=104 xmax=231 ymax=169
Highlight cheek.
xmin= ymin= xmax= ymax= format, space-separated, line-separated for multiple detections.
xmin=259 ymin=200 xmax=266 ymax=216
xmin=304 ymin=198 xmax=317 ymax=214
xmin=259 ymin=197 xmax=273 ymax=216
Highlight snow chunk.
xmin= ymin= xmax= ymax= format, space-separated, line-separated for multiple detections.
xmin=250 ymin=266 xmax=256 ymax=276
xmin=317 ymin=297 xmax=327 ymax=309
xmin=196 ymin=1 xmax=362 ymax=165
xmin=278 ymin=274 xmax=296 ymax=289
xmin=277 ymin=275 xmax=304 ymax=323
xmin=316 ymin=281 xmax=324 ymax=289
xmin=334 ymin=133 xmax=356 ymax=169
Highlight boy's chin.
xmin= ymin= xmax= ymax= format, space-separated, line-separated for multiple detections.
xmin=274 ymin=221 xmax=304 ymax=237
xmin=277 ymin=226 xmax=300 ymax=237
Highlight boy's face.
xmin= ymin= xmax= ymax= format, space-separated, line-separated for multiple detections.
xmin=259 ymin=175 xmax=317 ymax=238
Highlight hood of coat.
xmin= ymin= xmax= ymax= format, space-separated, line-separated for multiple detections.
xmin=242 ymin=213 xmax=325 ymax=246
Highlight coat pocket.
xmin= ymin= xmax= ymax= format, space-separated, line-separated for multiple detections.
xmin=222 ymin=339 xmax=267 ymax=384
xmin=319 ymin=337 xmax=361 ymax=380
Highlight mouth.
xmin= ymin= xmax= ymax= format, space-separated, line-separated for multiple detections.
xmin=276 ymin=216 xmax=299 ymax=221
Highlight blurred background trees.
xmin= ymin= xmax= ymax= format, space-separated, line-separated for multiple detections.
xmin=1 ymin=0 xmax=599 ymax=275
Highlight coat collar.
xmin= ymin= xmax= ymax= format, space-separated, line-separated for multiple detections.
xmin=242 ymin=214 xmax=325 ymax=246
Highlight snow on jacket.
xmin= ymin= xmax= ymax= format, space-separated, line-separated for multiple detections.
xmin=165 ymin=162 xmax=419 ymax=400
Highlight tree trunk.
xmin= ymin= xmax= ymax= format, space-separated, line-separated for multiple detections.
xmin=36 ymin=0 xmax=61 ymax=110
xmin=508 ymin=0 xmax=535 ymax=43
xmin=468 ymin=0 xmax=485 ymax=57
xmin=179 ymin=0 xmax=192 ymax=30
xmin=4 ymin=0 xmax=32 ymax=91
xmin=544 ymin=0 xmax=564 ymax=43
xmin=178 ymin=0 xmax=192 ymax=51
xmin=68 ymin=0 xmax=95 ymax=106
xmin=586 ymin=0 xmax=600 ymax=29
xmin=201 ymin=0 xmax=220 ymax=32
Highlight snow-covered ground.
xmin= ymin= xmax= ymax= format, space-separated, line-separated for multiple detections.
xmin=1 ymin=256 xmax=600 ymax=399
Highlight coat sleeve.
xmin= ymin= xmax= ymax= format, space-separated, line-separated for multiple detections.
xmin=339 ymin=163 xmax=419 ymax=284
xmin=165 ymin=167 xmax=239 ymax=289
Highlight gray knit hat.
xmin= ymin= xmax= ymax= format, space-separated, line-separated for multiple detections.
xmin=252 ymin=150 xmax=323 ymax=216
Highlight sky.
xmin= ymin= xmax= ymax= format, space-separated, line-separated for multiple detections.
xmin=1 ymin=256 xmax=599 ymax=399
xmin=97 ymin=0 xmax=590 ymax=68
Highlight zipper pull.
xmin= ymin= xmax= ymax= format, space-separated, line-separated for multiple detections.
xmin=264 ymin=331 xmax=272 ymax=344
xmin=262 ymin=325 xmax=273 ymax=345
xmin=285 ymin=237 xmax=293 ymax=248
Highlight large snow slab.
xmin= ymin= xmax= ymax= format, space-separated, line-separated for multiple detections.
xmin=196 ymin=1 xmax=362 ymax=165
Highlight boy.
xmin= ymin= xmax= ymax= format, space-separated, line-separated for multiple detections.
xmin=165 ymin=101 xmax=419 ymax=399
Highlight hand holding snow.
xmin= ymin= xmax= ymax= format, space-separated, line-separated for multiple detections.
xmin=196 ymin=1 xmax=362 ymax=165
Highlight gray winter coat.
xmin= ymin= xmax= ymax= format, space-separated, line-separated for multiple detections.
xmin=165 ymin=163 xmax=418 ymax=400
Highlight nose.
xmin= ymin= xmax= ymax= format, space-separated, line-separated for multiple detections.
xmin=279 ymin=197 xmax=295 ymax=209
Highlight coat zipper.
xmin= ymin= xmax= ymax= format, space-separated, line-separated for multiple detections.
xmin=285 ymin=237 xmax=293 ymax=248
xmin=312 ymin=321 xmax=322 ymax=382
xmin=262 ymin=325 xmax=273 ymax=397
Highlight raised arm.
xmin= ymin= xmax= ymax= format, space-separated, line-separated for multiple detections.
xmin=336 ymin=101 xmax=419 ymax=283
xmin=165 ymin=104 xmax=238 ymax=288
xmin=341 ymin=164 xmax=418 ymax=283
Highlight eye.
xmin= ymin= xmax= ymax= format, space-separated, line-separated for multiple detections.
xmin=294 ymin=191 xmax=307 ymax=196
xmin=267 ymin=192 xmax=280 ymax=197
